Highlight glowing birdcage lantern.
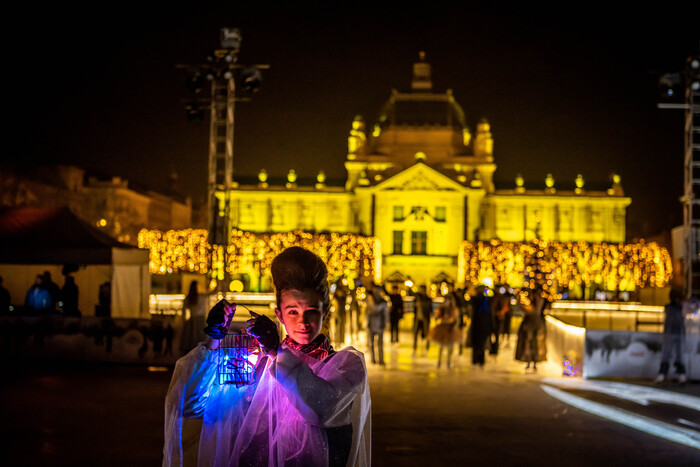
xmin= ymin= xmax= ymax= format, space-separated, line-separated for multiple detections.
xmin=217 ymin=333 xmax=260 ymax=386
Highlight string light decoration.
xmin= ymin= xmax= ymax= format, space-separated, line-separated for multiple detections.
xmin=227 ymin=230 xmax=381 ymax=282
xmin=138 ymin=229 xmax=211 ymax=274
xmin=458 ymin=239 xmax=672 ymax=300
xmin=138 ymin=228 xmax=382 ymax=284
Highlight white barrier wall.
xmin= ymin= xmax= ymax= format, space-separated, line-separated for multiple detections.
xmin=545 ymin=314 xmax=700 ymax=380
xmin=545 ymin=316 xmax=585 ymax=376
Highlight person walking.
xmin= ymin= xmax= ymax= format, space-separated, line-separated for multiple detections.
xmin=489 ymin=286 xmax=511 ymax=355
xmin=500 ymin=288 xmax=514 ymax=348
xmin=179 ymin=280 xmax=209 ymax=355
xmin=655 ymin=288 xmax=687 ymax=384
xmin=428 ymin=293 xmax=462 ymax=369
xmin=387 ymin=284 xmax=403 ymax=344
xmin=366 ymin=283 xmax=388 ymax=365
xmin=515 ymin=288 xmax=548 ymax=371
xmin=333 ymin=279 xmax=350 ymax=346
xmin=469 ymin=285 xmax=492 ymax=367
xmin=413 ymin=285 xmax=432 ymax=355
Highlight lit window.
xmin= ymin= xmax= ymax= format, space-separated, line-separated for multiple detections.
xmin=435 ymin=206 xmax=446 ymax=222
xmin=411 ymin=231 xmax=427 ymax=255
xmin=393 ymin=206 xmax=403 ymax=221
xmin=393 ymin=230 xmax=403 ymax=254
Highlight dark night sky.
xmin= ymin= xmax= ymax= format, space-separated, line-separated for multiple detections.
xmin=5 ymin=4 xmax=699 ymax=239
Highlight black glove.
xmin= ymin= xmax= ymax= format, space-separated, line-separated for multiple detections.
xmin=246 ymin=312 xmax=280 ymax=353
xmin=203 ymin=299 xmax=235 ymax=340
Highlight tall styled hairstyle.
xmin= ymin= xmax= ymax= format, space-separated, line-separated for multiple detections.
xmin=271 ymin=247 xmax=330 ymax=312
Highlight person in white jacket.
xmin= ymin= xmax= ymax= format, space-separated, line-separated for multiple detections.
xmin=163 ymin=246 xmax=371 ymax=466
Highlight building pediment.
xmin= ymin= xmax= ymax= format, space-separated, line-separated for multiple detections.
xmin=369 ymin=162 xmax=469 ymax=193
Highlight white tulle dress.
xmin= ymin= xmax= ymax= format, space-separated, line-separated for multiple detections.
xmin=163 ymin=341 xmax=371 ymax=466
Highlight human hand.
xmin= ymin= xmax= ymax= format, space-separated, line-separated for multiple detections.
xmin=245 ymin=311 xmax=280 ymax=354
xmin=203 ymin=299 xmax=236 ymax=340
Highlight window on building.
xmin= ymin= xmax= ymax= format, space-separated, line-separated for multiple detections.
xmin=411 ymin=231 xmax=427 ymax=255
xmin=393 ymin=206 xmax=404 ymax=221
xmin=272 ymin=204 xmax=284 ymax=227
xmin=435 ymin=206 xmax=446 ymax=222
xmin=328 ymin=203 xmax=340 ymax=227
xmin=393 ymin=230 xmax=403 ymax=255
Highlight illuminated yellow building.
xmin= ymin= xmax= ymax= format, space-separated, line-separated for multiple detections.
xmin=225 ymin=54 xmax=631 ymax=287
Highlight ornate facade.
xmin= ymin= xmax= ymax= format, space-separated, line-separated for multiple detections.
xmin=224 ymin=54 xmax=631 ymax=286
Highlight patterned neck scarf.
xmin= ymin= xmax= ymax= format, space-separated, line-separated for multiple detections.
xmin=283 ymin=334 xmax=334 ymax=360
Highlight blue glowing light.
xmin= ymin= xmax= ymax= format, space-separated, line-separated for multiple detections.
xmin=217 ymin=333 xmax=260 ymax=386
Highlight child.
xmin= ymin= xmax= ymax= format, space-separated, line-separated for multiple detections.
xmin=163 ymin=247 xmax=371 ymax=466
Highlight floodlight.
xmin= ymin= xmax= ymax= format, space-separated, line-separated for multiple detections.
xmin=241 ymin=68 xmax=262 ymax=93
xmin=220 ymin=28 xmax=242 ymax=50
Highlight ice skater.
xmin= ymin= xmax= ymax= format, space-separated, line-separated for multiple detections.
xmin=655 ymin=288 xmax=687 ymax=384
xmin=428 ymin=293 xmax=462 ymax=369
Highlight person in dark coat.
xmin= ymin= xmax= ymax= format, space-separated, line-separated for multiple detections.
xmin=41 ymin=271 xmax=60 ymax=311
xmin=413 ymin=285 xmax=432 ymax=355
xmin=500 ymin=289 xmax=514 ymax=348
xmin=25 ymin=274 xmax=51 ymax=313
xmin=366 ymin=283 xmax=388 ymax=365
xmin=515 ymin=288 xmax=548 ymax=371
xmin=489 ymin=286 xmax=511 ymax=355
xmin=387 ymin=284 xmax=404 ymax=343
xmin=60 ymin=275 xmax=80 ymax=316
xmin=469 ymin=285 xmax=492 ymax=367
xmin=96 ymin=282 xmax=111 ymax=317
xmin=0 ymin=275 xmax=10 ymax=315
xmin=333 ymin=279 xmax=350 ymax=346
xmin=655 ymin=288 xmax=687 ymax=384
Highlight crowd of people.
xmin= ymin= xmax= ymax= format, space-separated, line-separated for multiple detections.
xmin=326 ymin=278 xmax=550 ymax=373
xmin=0 ymin=270 xmax=112 ymax=318
xmin=19 ymin=271 xmax=83 ymax=316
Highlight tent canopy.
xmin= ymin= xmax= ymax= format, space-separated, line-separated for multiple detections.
xmin=0 ymin=206 xmax=146 ymax=264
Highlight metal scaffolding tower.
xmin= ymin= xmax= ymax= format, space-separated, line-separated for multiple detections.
xmin=180 ymin=28 xmax=268 ymax=291
xmin=682 ymin=55 xmax=700 ymax=298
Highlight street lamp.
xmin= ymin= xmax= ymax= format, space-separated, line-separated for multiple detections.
xmin=179 ymin=28 xmax=269 ymax=294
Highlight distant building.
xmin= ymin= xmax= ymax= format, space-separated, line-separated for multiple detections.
xmin=0 ymin=164 xmax=195 ymax=244
xmin=223 ymin=54 xmax=630 ymax=286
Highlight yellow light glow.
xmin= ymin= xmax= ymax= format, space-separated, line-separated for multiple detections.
xmin=138 ymin=228 xmax=381 ymax=287
xmin=458 ymin=239 xmax=672 ymax=300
